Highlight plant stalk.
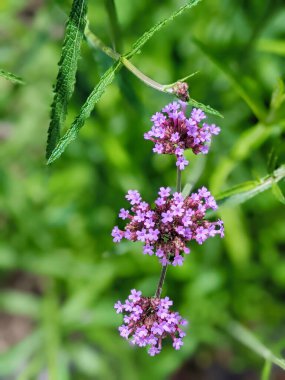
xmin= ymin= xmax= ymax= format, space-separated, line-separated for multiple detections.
xmin=155 ymin=167 xmax=182 ymax=298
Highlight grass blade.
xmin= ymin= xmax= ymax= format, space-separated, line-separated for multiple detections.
xmin=0 ymin=68 xmax=24 ymax=84
xmin=46 ymin=0 xmax=87 ymax=159
xmin=227 ymin=321 xmax=285 ymax=371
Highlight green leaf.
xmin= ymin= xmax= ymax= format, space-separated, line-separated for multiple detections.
xmin=47 ymin=0 xmax=204 ymax=163
xmin=272 ymin=182 xmax=285 ymax=205
xmin=193 ymin=38 xmax=267 ymax=121
xmin=188 ymin=97 xmax=223 ymax=118
xmin=216 ymin=165 xmax=285 ymax=207
xmin=47 ymin=61 xmax=121 ymax=164
xmin=126 ymin=0 xmax=202 ymax=59
xmin=0 ymin=68 xmax=24 ymax=84
xmin=46 ymin=0 xmax=87 ymax=159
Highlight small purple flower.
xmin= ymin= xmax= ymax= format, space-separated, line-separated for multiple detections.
xmin=158 ymin=187 xmax=171 ymax=198
xmin=143 ymin=244 xmax=154 ymax=255
xmin=111 ymin=226 xmax=123 ymax=242
xmin=119 ymin=208 xmax=130 ymax=220
xmin=136 ymin=229 xmax=147 ymax=242
xmin=145 ymin=102 xmax=221 ymax=170
xmin=126 ymin=190 xmax=141 ymax=205
xmin=176 ymin=156 xmax=189 ymax=170
xmin=173 ymin=337 xmax=184 ymax=350
xmin=161 ymin=210 xmax=174 ymax=224
xmin=114 ymin=301 xmax=124 ymax=313
xmin=155 ymin=197 xmax=166 ymax=206
xmin=129 ymin=289 xmax=142 ymax=302
xmin=147 ymin=228 xmax=160 ymax=242
xmin=191 ymin=108 xmax=206 ymax=123
xmin=173 ymin=255 xmax=184 ymax=266
xmin=115 ymin=290 xmax=187 ymax=356
xmin=153 ymin=143 xmax=164 ymax=154
xmin=112 ymin=187 xmax=224 ymax=266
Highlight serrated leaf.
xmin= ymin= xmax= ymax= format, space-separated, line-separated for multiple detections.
xmin=216 ymin=165 xmax=285 ymax=207
xmin=47 ymin=61 xmax=121 ymax=164
xmin=47 ymin=1 xmax=204 ymax=163
xmin=0 ymin=68 xmax=24 ymax=84
xmin=188 ymin=97 xmax=223 ymax=118
xmin=46 ymin=0 xmax=87 ymax=159
xmin=126 ymin=0 xmax=202 ymax=59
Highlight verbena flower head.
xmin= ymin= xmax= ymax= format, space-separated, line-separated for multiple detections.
xmin=115 ymin=289 xmax=187 ymax=356
xmin=112 ymin=187 xmax=224 ymax=266
xmin=144 ymin=101 xmax=221 ymax=170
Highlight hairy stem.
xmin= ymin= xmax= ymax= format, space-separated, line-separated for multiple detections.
xmin=155 ymin=167 xmax=182 ymax=298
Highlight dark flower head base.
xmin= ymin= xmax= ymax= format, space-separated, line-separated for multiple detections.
xmin=112 ymin=187 xmax=224 ymax=266
xmin=114 ymin=289 xmax=187 ymax=356
xmin=144 ymin=101 xmax=221 ymax=170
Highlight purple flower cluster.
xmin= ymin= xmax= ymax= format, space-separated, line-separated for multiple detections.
xmin=144 ymin=101 xmax=220 ymax=170
xmin=114 ymin=289 xmax=187 ymax=356
xmin=112 ymin=187 xmax=224 ymax=266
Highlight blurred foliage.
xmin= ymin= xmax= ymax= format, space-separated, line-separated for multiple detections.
xmin=0 ymin=0 xmax=285 ymax=379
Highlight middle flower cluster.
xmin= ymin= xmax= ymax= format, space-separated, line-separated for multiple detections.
xmin=112 ymin=186 xmax=224 ymax=266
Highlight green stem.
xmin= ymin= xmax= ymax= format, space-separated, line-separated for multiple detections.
xmin=84 ymin=26 xmax=194 ymax=95
xmin=155 ymin=167 xmax=182 ymax=298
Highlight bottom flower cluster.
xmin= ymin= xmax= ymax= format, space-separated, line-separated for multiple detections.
xmin=115 ymin=289 xmax=187 ymax=356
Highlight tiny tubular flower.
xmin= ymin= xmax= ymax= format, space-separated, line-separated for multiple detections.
xmin=145 ymin=101 xmax=221 ymax=170
xmin=115 ymin=290 xmax=187 ymax=356
xmin=112 ymin=187 xmax=224 ymax=266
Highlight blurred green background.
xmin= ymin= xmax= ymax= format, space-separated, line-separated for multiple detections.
xmin=1 ymin=0 xmax=285 ymax=379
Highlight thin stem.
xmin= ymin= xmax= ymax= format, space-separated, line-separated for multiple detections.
xmin=155 ymin=167 xmax=182 ymax=298
xmin=155 ymin=265 xmax=168 ymax=298
xmin=85 ymin=25 xmax=120 ymax=60
xmin=84 ymin=26 xmax=196 ymax=95
xmin=176 ymin=167 xmax=182 ymax=192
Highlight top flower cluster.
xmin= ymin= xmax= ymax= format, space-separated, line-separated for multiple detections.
xmin=144 ymin=101 xmax=220 ymax=170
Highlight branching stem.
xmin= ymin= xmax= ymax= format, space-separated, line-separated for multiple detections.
xmin=84 ymin=26 xmax=196 ymax=95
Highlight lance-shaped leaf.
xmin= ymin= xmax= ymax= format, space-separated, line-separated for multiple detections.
xmin=47 ymin=61 xmax=122 ymax=164
xmin=215 ymin=165 xmax=285 ymax=207
xmin=188 ymin=97 xmax=223 ymax=118
xmin=46 ymin=0 xmax=87 ymax=159
xmin=0 ymin=68 xmax=24 ymax=84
